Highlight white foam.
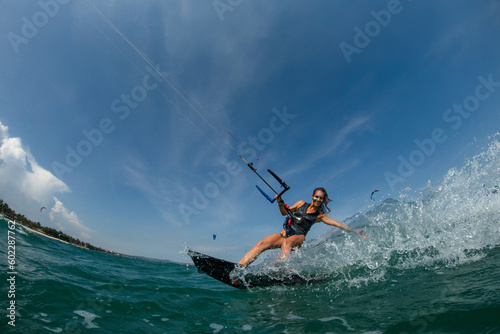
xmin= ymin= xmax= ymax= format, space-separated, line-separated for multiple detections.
xmin=318 ymin=316 xmax=355 ymax=331
xmin=74 ymin=310 xmax=100 ymax=329
xmin=210 ymin=323 xmax=225 ymax=333
xmin=301 ymin=137 xmax=500 ymax=287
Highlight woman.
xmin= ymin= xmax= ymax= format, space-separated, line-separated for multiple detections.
xmin=238 ymin=187 xmax=369 ymax=265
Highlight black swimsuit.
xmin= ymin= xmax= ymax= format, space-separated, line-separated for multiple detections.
xmin=283 ymin=203 xmax=320 ymax=237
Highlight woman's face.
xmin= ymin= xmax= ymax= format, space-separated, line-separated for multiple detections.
xmin=312 ymin=191 xmax=324 ymax=206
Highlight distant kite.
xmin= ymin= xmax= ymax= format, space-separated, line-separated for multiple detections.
xmin=370 ymin=190 xmax=379 ymax=201
xmin=213 ymin=234 xmax=217 ymax=240
xmin=40 ymin=207 xmax=46 ymax=212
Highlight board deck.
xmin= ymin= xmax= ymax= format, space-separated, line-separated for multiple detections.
xmin=188 ymin=250 xmax=327 ymax=289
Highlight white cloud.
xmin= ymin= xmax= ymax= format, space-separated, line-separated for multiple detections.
xmin=0 ymin=121 xmax=92 ymax=238
xmin=50 ymin=197 xmax=93 ymax=239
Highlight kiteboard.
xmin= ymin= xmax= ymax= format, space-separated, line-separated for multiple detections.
xmin=188 ymin=250 xmax=327 ymax=289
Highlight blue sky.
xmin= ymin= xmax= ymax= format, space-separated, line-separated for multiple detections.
xmin=1 ymin=0 xmax=499 ymax=262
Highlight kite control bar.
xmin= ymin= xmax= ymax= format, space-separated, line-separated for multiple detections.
xmin=255 ymin=169 xmax=290 ymax=203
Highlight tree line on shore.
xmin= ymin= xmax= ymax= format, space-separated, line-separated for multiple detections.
xmin=0 ymin=199 xmax=109 ymax=253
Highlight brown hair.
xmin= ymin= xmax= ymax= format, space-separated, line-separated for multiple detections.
xmin=312 ymin=187 xmax=331 ymax=213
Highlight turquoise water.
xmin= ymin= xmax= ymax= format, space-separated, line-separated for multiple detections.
xmin=1 ymin=139 xmax=500 ymax=333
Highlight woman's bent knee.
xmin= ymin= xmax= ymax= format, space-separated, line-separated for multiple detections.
xmin=284 ymin=236 xmax=304 ymax=248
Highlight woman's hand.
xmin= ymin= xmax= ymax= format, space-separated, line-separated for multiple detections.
xmin=356 ymin=229 xmax=369 ymax=239
xmin=275 ymin=194 xmax=282 ymax=203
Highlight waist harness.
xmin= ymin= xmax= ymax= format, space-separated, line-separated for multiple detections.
xmin=283 ymin=203 xmax=319 ymax=237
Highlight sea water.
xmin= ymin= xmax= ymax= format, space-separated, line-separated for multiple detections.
xmin=1 ymin=138 xmax=500 ymax=333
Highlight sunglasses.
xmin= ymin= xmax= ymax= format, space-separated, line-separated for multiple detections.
xmin=312 ymin=196 xmax=324 ymax=201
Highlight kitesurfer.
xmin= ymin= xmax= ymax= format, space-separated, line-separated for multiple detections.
xmin=238 ymin=187 xmax=369 ymax=265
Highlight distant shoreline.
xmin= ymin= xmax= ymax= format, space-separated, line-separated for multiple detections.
xmin=1 ymin=213 xmax=185 ymax=264
xmin=19 ymin=224 xmax=107 ymax=251
xmin=21 ymin=224 xmax=71 ymax=245
xmin=2 ymin=213 xmax=97 ymax=251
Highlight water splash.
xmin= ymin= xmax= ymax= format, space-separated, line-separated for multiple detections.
xmin=245 ymin=136 xmax=500 ymax=289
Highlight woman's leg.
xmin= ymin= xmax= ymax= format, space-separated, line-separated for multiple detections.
xmin=280 ymin=235 xmax=305 ymax=259
xmin=238 ymin=233 xmax=284 ymax=265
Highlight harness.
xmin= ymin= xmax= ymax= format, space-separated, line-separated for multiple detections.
xmin=283 ymin=203 xmax=320 ymax=237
